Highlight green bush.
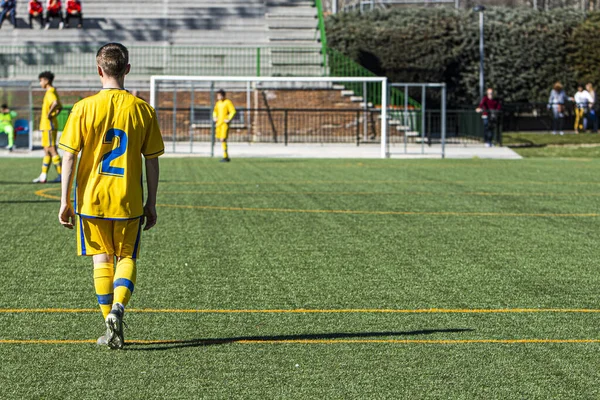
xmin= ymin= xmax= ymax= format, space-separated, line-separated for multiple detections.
xmin=568 ymin=12 xmax=600 ymax=86
xmin=326 ymin=8 xmax=585 ymax=105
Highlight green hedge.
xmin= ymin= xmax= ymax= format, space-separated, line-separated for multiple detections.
xmin=326 ymin=8 xmax=586 ymax=105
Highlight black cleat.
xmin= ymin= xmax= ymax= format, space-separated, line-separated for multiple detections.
xmin=105 ymin=304 xmax=125 ymax=349
xmin=219 ymin=158 xmax=231 ymax=163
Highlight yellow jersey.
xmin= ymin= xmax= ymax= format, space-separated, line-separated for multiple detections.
xmin=213 ymin=99 xmax=236 ymax=126
xmin=58 ymin=89 xmax=165 ymax=220
xmin=40 ymin=86 xmax=61 ymax=131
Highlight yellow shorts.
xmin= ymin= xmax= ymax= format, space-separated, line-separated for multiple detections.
xmin=76 ymin=215 xmax=143 ymax=259
xmin=41 ymin=130 xmax=58 ymax=148
xmin=215 ymin=124 xmax=229 ymax=140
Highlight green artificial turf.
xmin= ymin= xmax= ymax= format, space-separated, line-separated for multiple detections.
xmin=1 ymin=157 xmax=600 ymax=399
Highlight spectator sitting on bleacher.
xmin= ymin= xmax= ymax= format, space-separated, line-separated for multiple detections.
xmin=28 ymin=0 xmax=44 ymax=29
xmin=45 ymin=0 xmax=63 ymax=29
xmin=65 ymin=0 xmax=81 ymax=28
xmin=0 ymin=0 xmax=18 ymax=29
xmin=1 ymin=104 xmax=17 ymax=152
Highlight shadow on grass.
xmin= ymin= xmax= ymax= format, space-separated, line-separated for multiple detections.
xmin=125 ymin=328 xmax=474 ymax=351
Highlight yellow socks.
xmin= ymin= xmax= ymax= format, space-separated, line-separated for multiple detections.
xmin=113 ymin=258 xmax=137 ymax=307
xmin=93 ymin=263 xmax=114 ymax=319
xmin=222 ymin=142 xmax=228 ymax=159
xmin=52 ymin=155 xmax=62 ymax=175
xmin=41 ymin=155 xmax=51 ymax=174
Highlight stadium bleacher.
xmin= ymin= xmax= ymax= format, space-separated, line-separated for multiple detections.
xmin=0 ymin=0 xmax=322 ymax=81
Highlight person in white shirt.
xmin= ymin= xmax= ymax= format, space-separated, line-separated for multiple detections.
xmin=572 ymin=84 xmax=594 ymax=133
xmin=586 ymin=82 xmax=597 ymax=133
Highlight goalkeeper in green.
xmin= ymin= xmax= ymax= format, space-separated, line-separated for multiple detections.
xmin=0 ymin=104 xmax=16 ymax=151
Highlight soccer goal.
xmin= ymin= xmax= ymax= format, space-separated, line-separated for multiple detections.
xmin=387 ymin=82 xmax=447 ymax=159
xmin=149 ymin=76 xmax=390 ymax=158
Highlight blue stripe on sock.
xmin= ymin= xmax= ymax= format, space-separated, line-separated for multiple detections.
xmin=43 ymin=163 xmax=49 ymax=167
xmin=114 ymin=278 xmax=134 ymax=293
xmin=96 ymin=293 xmax=114 ymax=305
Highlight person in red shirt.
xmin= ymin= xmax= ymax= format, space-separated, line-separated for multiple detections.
xmin=28 ymin=0 xmax=44 ymax=28
xmin=475 ymin=88 xmax=502 ymax=147
xmin=65 ymin=0 xmax=81 ymax=28
xmin=45 ymin=0 xmax=64 ymax=29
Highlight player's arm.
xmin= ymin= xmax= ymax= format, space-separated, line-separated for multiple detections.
xmin=143 ymin=157 xmax=159 ymax=231
xmin=47 ymin=100 xmax=62 ymax=119
xmin=225 ymin=101 xmax=236 ymax=123
xmin=59 ymin=151 xmax=77 ymax=229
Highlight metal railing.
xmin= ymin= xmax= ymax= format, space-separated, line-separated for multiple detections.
xmin=156 ymin=107 xmax=491 ymax=151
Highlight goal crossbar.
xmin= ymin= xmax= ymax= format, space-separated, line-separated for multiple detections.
xmin=150 ymin=75 xmax=389 ymax=158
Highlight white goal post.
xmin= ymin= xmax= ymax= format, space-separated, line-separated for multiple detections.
xmin=149 ymin=75 xmax=389 ymax=158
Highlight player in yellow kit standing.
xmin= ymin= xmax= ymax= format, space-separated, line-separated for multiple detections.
xmin=58 ymin=43 xmax=164 ymax=350
xmin=33 ymin=71 xmax=63 ymax=183
xmin=213 ymin=89 xmax=236 ymax=162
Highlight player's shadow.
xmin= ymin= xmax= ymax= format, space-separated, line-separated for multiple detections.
xmin=125 ymin=328 xmax=474 ymax=351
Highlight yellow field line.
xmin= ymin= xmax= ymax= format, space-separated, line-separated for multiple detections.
xmin=3 ymin=308 xmax=600 ymax=314
xmin=33 ymin=188 xmax=600 ymax=217
xmin=164 ymin=180 xmax=600 ymax=186
xmin=1 ymin=338 xmax=600 ymax=345
xmin=161 ymin=190 xmax=600 ymax=198
xmin=34 ymin=188 xmax=61 ymax=200
xmin=36 ymin=187 xmax=600 ymax=198
xmin=158 ymin=203 xmax=599 ymax=218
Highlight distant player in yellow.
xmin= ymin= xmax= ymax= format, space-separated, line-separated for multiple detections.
xmin=213 ymin=89 xmax=236 ymax=162
xmin=33 ymin=71 xmax=63 ymax=183
xmin=58 ymin=43 xmax=164 ymax=350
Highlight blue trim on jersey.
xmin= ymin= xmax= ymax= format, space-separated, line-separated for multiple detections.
xmin=114 ymin=278 xmax=135 ymax=294
xmin=132 ymin=219 xmax=143 ymax=259
xmin=76 ymin=213 xmax=142 ymax=221
xmin=79 ymin=217 xmax=86 ymax=256
xmin=96 ymin=293 xmax=114 ymax=305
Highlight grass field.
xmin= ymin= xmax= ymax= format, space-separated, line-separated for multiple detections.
xmin=1 ymin=157 xmax=600 ymax=399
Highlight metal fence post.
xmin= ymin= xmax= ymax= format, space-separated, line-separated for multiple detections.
xmin=284 ymin=110 xmax=288 ymax=146
xmin=172 ymin=83 xmax=177 ymax=153
xmin=363 ymin=81 xmax=368 ymax=142
xmin=404 ymin=85 xmax=408 ymax=154
xmin=421 ymin=85 xmax=426 ymax=155
xmin=441 ymin=84 xmax=447 ymax=159
xmin=256 ymin=48 xmax=261 ymax=77
xmin=190 ymin=82 xmax=194 ymax=153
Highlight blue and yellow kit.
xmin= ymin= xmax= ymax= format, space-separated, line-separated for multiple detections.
xmin=58 ymin=89 xmax=164 ymax=258
xmin=40 ymin=86 xmax=61 ymax=147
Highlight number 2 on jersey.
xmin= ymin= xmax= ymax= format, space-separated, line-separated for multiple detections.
xmin=100 ymin=128 xmax=128 ymax=176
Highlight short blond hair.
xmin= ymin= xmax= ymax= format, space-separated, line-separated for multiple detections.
xmin=96 ymin=43 xmax=129 ymax=78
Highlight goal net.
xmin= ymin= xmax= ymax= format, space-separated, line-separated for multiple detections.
xmin=149 ymin=76 xmax=389 ymax=158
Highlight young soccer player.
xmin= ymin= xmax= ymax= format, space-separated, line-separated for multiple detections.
xmin=0 ymin=104 xmax=16 ymax=151
xmin=212 ymin=89 xmax=236 ymax=162
xmin=33 ymin=71 xmax=63 ymax=183
xmin=58 ymin=43 xmax=164 ymax=349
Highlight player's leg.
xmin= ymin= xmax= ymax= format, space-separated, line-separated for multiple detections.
xmin=218 ymin=125 xmax=230 ymax=162
xmin=104 ymin=218 xmax=143 ymax=349
xmin=4 ymin=124 xmax=14 ymax=150
xmin=33 ymin=142 xmax=52 ymax=182
xmin=48 ymin=138 xmax=62 ymax=181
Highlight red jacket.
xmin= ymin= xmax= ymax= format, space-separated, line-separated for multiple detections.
xmin=66 ymin=0 xmax=81 ymax=13
xmin=29 ymin=0 xmax=43 ymax=14
xmin=46 ymin=0 xmax=61 ymax=12
xmin=478 ymin=96 xmax=501 ymax=117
